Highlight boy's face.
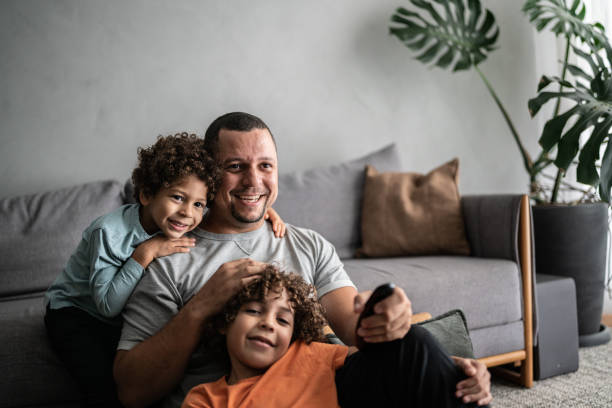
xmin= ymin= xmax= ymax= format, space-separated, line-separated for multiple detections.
xmin=139 ymin=174 xmax=208 ymax=238
xmin=225 ymin=288 xmax=294 ymax=381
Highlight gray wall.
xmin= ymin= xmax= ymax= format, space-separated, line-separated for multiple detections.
xmin=0 ymin=0 xmax=543 ymax=198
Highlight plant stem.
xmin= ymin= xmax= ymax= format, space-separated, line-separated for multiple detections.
xmin=550 ymin=37 xmax=571 ymax=203
xmin=551 ymin=168 xmax=564 ymax=203
xmin=474 ymin=64 xmax=534 ymax=175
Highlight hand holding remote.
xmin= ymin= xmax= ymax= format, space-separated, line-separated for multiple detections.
xmin=355 ymin=283 xmax=396 ymax=350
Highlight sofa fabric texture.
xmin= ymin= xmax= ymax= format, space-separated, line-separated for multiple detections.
xmin=0 ymin=143 xmax=533 ymax=408
xmin=358 ymin=159 xmax=470 ymax=257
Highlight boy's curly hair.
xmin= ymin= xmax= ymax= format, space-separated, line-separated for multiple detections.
xmin=213 ymin=265 xmax=328 ymax=344
xmin=131 ymin=132 xmax=220 ymax=204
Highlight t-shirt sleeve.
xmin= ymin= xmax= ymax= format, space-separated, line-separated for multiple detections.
xmin=308 ymin=230 xmax=355 ymax=297
xmin=118 ymin=258 xmax=182 ymax=351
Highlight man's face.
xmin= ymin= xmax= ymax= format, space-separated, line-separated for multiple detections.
xmin=207 ymin=128 xmax=278 ymax=233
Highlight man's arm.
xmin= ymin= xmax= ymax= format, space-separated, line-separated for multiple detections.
xmin=114 ymin=259 xmax=266 ymax=408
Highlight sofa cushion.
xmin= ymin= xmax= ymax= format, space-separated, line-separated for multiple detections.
xmin=0 ymin=294 xmax=80 ymax=408
xmin=343 ymin=256 xmax=522 ymax=333
xmin=274 ymin=144 xmax=402 ymax=259
xmin=0 ymin=180 xmax=125 ymax=297
xmin=358 ymin=159 xmax=470 ymax=257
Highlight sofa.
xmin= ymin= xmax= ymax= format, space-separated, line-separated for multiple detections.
xmin=0 ymin=143 xmax=535 ymax=408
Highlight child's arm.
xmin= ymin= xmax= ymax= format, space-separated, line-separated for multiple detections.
xmin=264 ymin=207 xmax=286 ymax=238
xmin=88 ymin=231 xmax=195 ymax=318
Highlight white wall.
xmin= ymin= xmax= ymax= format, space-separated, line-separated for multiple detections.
xmin=1 ymin=0 xmax=610 ymax=313
xmin=0 ymin=0 xmax=541 ymax=198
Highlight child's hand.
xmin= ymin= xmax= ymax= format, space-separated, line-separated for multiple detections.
xmin=132 ymin=236 xmax=196 ymax=268
xmin=264 ymin=207 xmax=286 ymax=238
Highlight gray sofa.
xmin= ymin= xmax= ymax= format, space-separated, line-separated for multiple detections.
xmin=0 ymin=144 xmax=535 ymax=408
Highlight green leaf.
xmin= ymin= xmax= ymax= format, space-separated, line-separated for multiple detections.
xmin=539 ymin=106 xmax=579 ymax=150
xmin=522 ymin=0 xmax=604 ymax=45
xmin=599 ymin=140 xmax=612 ymax=202
xmin=390 ymin=0 xmax=499 ymax=72
xmin=555 ymin=108 xmax=602 ymax=170
xmin=577 ymin=118 xmax=612 ymax=185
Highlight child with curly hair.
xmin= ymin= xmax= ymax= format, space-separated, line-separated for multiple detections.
xmin=181 ymin=265 xmax=349 ymax=408
xmin=44 ymin=133 xmax=285 ymax=408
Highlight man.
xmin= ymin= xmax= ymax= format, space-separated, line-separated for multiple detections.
xmin=114 ymin=112 xmax=492 ymax=408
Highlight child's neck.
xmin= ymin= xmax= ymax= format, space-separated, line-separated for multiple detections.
xmin=226 ymin=366 xmax=266 ymax=385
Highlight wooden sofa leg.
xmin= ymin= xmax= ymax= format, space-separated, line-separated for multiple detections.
xmin=519 ymin=195 xmax=534 ymax=388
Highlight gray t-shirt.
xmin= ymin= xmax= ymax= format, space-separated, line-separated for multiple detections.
xmin=118 ymin=222 xmax=354 ymax=408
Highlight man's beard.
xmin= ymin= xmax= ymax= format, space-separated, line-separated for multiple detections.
xmin=230 ymin=196 xmax=269 ymax=224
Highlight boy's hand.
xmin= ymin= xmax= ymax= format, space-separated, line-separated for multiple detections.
xmin=132 ymin=236 xmax=196 ymax=268
xmin=264 ymin=207 xmax=286 ymax=238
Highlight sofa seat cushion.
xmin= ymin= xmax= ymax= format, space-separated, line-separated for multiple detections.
xmin=0 ymin=294 xmax=80 ymax=408
xmin=343 ymin=256 xmax=522 ymax=331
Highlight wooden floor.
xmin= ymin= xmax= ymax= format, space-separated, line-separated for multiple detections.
xmin=603 ymin=314 xmax=612 ymax=327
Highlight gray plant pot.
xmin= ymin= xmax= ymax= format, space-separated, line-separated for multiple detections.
xmin=532 ymin=203 xmax=610 ymax=347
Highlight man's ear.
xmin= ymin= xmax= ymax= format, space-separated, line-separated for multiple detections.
xmin=139 ymin=191 xmax=151 ymax=206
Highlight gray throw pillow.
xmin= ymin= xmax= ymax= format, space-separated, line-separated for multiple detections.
xmin=274 ymin=144 xmax=402 ymax=259
xmin=418 ymin=309 xmax=474 ymax=359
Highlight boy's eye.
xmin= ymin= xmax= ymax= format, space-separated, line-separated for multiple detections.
xmin=277 ymin=317 xmax=290 ymax=326
xmin=194 ymin=202 xmax=205 ymax=209
xmin=245 ymin=308 xmax=260 ymax=315
xmin=171 ymin=195 xmax=184 ymax=201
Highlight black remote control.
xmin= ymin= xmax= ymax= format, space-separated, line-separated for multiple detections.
xmin=355 ymin=283 xmax=396 ymax=350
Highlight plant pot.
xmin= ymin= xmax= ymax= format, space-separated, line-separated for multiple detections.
xmin=532 ymin=203 xmax=610 ymax=347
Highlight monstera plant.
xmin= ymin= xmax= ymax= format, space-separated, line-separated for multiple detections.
xmin=389 ymin=0 xmax=611 ymax=204
xmin=390 ymin=0 xmax=612 ymax=346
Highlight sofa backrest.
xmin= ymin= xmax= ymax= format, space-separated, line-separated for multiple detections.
xmin=274 ymin=144 xmax=402 ymax=259
xmin=0 ymin=180 xmax=125 ymax=298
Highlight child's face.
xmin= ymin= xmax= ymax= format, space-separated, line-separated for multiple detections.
xmin=139 ymin=174 xmax=208 ymax=238
xmin=225 ymin=288 xmax=294 ymax=381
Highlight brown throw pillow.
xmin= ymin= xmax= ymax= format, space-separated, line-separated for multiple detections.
xmin=358 ymin=159 xmax=470 ymax=257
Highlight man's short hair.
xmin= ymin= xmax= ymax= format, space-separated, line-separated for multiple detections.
xmin=203 ymin=112 xmax=276 ymax=160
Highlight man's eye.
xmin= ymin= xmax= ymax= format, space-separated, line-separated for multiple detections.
xmin=227 ymin=163 xmax=241 ymax=170
xmin=261 ymin=163 xmax=273 ymax=169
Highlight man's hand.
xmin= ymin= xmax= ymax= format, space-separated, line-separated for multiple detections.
xmin=451 ymin=356 xmax=492 ymax=406
xmin=132 ymin=236 xmax=195 ymax=268
xmin=354 ymin=286 xmax=412 ymax=344
xmin=188 ymin=258 xmax=267 ymax=318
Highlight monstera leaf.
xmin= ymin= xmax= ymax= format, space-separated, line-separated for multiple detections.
xmin=528 ymin=43 xmax=612 ymax=201
xmin=523 ymin=0 xmax=607 ymax=46
xmin=389 ymin=0 xmax=499 ymax=72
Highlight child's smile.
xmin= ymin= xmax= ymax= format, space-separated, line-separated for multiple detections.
xmin=225 ymin=289 xmax=294 ymax=384
xmin=139 ymin=174 xmax=208 ymax=239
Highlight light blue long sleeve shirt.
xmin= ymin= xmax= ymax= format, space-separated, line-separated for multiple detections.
xmin=45 ymin=204 xmax=156 ymax=324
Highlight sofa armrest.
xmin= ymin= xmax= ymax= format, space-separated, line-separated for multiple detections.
xmin=461 ymin=194 xmax=525 ymax=262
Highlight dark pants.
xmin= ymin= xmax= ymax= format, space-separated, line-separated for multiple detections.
xmin=335 ymin=325 xmax=485 ymax=408
xmin=44 ymin=305 xmax=123 ymax=408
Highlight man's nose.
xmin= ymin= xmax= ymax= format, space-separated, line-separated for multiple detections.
xmin=242 ymin=166 xmax=261 ymax=187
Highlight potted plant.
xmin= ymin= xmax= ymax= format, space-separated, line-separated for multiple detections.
xmin=389 ymin=0 xmax=610 ymax=346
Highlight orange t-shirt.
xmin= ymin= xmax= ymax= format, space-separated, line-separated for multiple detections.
xmin=182 ymin=341 xmax=349 ymax=408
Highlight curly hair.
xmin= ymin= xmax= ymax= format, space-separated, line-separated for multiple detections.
xmin=131 ymin=132 xmax=220 ymax=204
xmin=213 ymin=265 xmax=328 ymax=344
